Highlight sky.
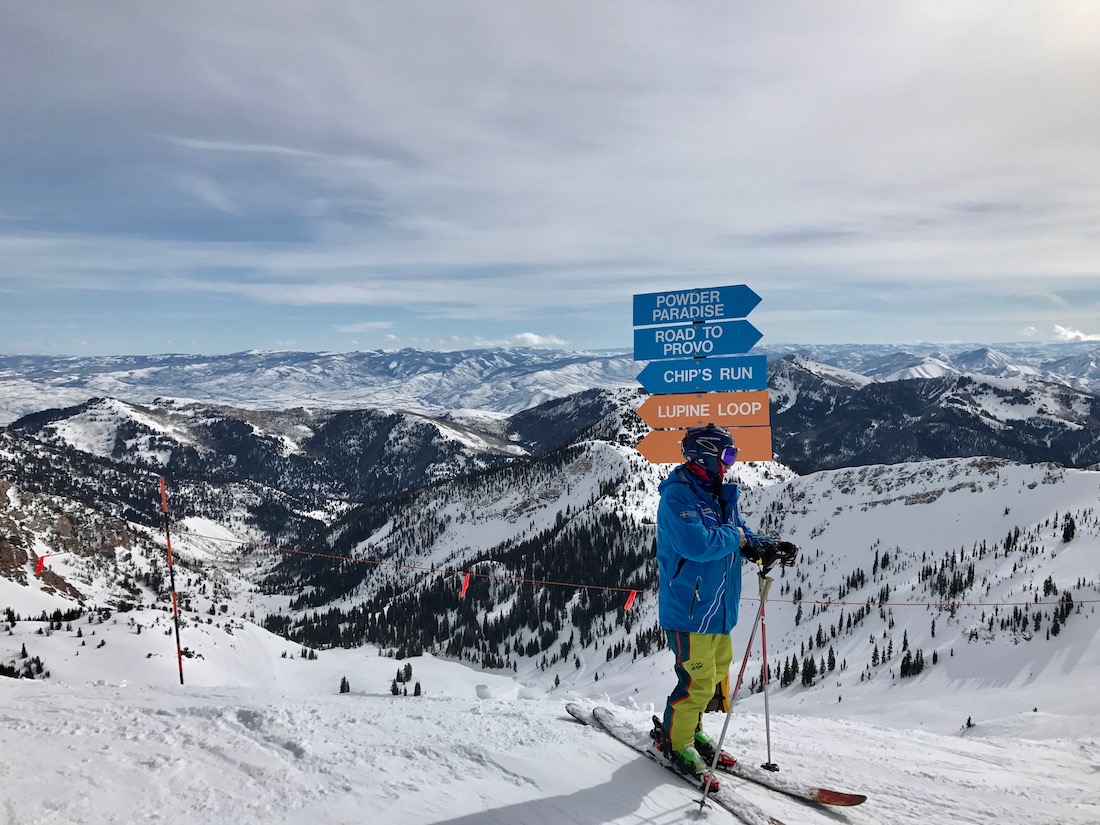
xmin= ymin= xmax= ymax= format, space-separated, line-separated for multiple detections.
xmin=2 ymin=1 xmax=1100 ymax=356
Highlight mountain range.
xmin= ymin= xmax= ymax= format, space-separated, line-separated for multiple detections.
xmin=2 ymin=340 xmax=1099 ymax=426
xmin=769 ymin=355 xmax=1100 ymax=472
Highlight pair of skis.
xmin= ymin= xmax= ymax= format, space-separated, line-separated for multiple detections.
xmin=566 ymin=703 xmax=865 ymax=825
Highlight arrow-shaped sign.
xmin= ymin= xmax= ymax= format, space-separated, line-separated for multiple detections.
xmin=633 ymin=285 xmax=761 ymax=327
xmin=636 ymin=355 xmax=767 ymax=394
xmin=635 ymin=426 xmax=773 ymax=464
xmin=634 ymin=319 xmax=762 ymax=362
xmin=636 ymin=391 xmax=770 ymax=429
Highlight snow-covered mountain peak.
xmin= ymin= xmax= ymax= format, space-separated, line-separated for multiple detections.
xmin=768 ymin=354 xmax=869 ymax=416
xmin=954 ymin=346 xmax=1034 ymax=374
xmin=887 ymin=357 xmax=957 ymax=380
xmin=775 ymin=354 xmax=874 ymax=389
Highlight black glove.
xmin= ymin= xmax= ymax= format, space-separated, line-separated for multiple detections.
xmin=747 ymin=537 xmax=798 ymax=568
xmin=741 ymin=535 xmax=774 ymax=565
xmin=761 ymin=540 xmax=798 ymax=568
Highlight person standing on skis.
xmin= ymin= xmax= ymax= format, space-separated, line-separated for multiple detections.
xmin=653 ymin=423 xmax=797 ymax=786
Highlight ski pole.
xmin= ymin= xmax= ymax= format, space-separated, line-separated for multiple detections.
xmin=759 ymin=570 xmax=778 ymax=771
xmin=159 ymin=477 xmax=185 ymax=686
xmin=699 ymin=566 xmax=774 ymax=811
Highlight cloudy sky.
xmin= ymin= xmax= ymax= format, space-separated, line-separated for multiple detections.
xmin=2 ymin=1 xmax=1099 ymax=355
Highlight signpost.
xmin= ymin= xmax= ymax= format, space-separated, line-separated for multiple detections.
xmin=636 ymin=426 xmax=773 ymax=464
xmin=632 ymin=283 xmax=772 ymax=464
xmin=633 ymin=319 xmax=762 ymax=361
xmin=633 ymin=285 xmax=761 ymax=327
xmin=636 ymin=390 xmax=770 ymax=429
xmin=636 ymin=354 xmax=767 ymax=394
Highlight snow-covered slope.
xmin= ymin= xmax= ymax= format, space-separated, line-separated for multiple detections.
xmin=739 ymin=458 xmax=1100 ymax=723
xmin=1 ymin=607 xmax=1096 ymax=825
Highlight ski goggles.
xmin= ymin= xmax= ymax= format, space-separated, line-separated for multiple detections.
xmin=720 ymin=445 xmax=738 ymax=464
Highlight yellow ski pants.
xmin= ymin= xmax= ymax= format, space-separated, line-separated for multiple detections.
xmin=662 ymin=630 xmax=733 ymax=752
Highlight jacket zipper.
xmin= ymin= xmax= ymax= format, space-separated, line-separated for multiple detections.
xmin=688 ymin=577 xmax=701 ymax=619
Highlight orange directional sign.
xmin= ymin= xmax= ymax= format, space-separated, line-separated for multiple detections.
xmin=636 ymin=391 xmax=770 ymax=429
xmin=636 ymin=426 xmax=773 ymax=464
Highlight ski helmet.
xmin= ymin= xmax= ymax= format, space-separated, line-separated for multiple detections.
xmin=681 ymin=423 xmax=737 ymax=479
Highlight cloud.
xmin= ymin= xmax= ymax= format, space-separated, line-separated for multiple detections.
xmin=335 ymin=321 xmax=394 ymax=333
xmin=1053 ymin=325 xmax=1100 ymax=342
xmin=173 ymin=174 xmax=243 ymax=216
xmin=512 ymin=333 xmax=567 ymax=348
xmin=159 ymin=135 xmax=321 ymax=159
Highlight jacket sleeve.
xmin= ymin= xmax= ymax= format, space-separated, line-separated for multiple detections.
xmin=725 ymin=485 xmax=762 ymax=562
xmin=659 ymin=482 xmax=744 ymax=564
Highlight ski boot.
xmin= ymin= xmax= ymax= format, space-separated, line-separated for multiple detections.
xmin=693 ymin=728 xmax=737 ymax=770
xmin=650 ymin=716 xmax=719 ymax=791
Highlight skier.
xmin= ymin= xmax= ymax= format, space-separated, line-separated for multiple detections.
xmin=653 ymin=423 xmax=797 ymax=786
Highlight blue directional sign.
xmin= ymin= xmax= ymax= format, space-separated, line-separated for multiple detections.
xmin=636 ymin=354 xmax=768 ymax=394
xmin=633 ymin=284 xmax=761 ymax=328
xmin=633 ymin=319 xmax=762 ymax=361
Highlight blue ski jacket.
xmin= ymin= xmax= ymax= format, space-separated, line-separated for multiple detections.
xmin=656 ymin=465 xmax=759 ymax=634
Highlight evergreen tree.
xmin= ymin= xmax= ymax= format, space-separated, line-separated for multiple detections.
xmin=801 ymin=656 xmax=818 ymax=686
xmin=1062 ymin=515 xmax=1076 ymax=543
